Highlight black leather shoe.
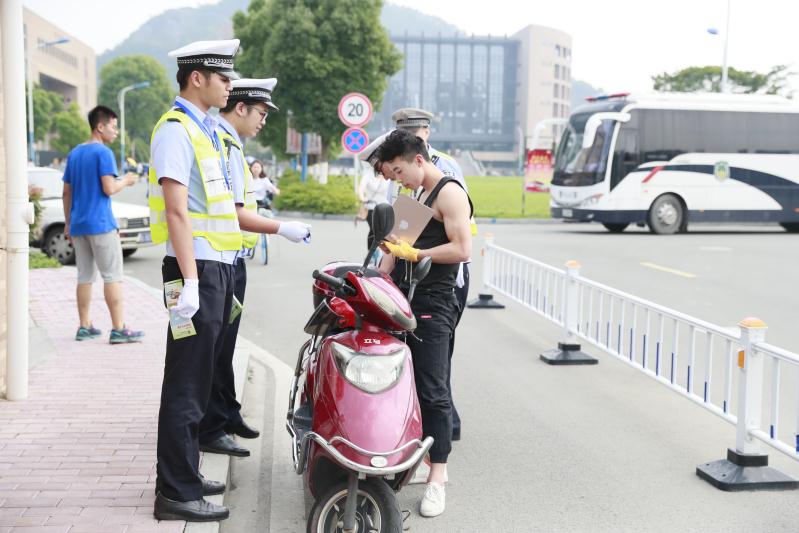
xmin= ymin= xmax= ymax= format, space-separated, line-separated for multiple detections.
xmin=200 ymin=434 xmax=250 ymax=457
xmin=226 ymin=419 xmax=260 ymax=439
xmin=153 ymin=493 xmax=229 ymax=522
xmin=202 ymin=477 xmax=226 ymax=496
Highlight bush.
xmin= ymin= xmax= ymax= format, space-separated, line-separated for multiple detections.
xmin=275 ymin=174 xmax=358 ymax=214
xmin=29 ymin=251 xmax=61 ymax=269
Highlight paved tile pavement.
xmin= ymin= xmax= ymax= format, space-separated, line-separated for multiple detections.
xmin=0 ymin=266 xmax=184 ymax=532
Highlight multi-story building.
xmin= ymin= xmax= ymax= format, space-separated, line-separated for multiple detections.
xmin=23 ymin=7 xmax=97 ymax=120
xmin=371 ymin=24 xmax=572 ymax=172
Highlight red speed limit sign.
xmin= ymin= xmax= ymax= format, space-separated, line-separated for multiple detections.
xmin=338 ymin=92 xmax=373 ymax=128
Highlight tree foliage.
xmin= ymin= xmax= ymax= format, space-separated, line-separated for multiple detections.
xmin=98 ymin=55 xmax=173 ymax=158
xmin=233 ymin=0 xmax=402 ymax=159
xmin=652 ymin=65 xmax=794 ymax=95
xmin=27 ymin=86 xmax=63 ymax=142
xmin=50 ymin=103 xmax=90 ymax=154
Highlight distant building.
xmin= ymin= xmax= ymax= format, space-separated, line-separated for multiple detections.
xmin=372 ymin=24 xmax=572 ymax=172
xmin=23 ymin=8 xmax=97 ymax=117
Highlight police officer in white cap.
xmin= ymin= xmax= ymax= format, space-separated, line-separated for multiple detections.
xmin=198 ymin=78 xmax=310 ymax=452
xmin=392 ymin=107 xmax=473 ymax=444
xmin=148 ymin=39 xmax=241 ymax=522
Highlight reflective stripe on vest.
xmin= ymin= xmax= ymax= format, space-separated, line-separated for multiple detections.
xmin=148 ymin=109 xmax=242 ymax=251
xmin=219 ymin=130 xmax=259 ymax=248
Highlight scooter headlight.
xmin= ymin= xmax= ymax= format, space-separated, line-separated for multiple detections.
xmin=331 ymin=342 xmax=407 ymax=394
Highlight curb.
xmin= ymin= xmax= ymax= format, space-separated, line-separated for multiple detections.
xmin=123 ymin=275 xmax=251 ymax=533
xmin=278 ymin=210 xmax=558 ymax=225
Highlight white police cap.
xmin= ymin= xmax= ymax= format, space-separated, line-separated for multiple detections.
xmin=230 ymin=78 xmax=279 ymax=111
xmin=391 ymin=107 xmax=434 ymax=129
xmin=359 ymin=130 xmax=394 ymax=164
xmin=168 ymin=39 xmax=240 ymax=80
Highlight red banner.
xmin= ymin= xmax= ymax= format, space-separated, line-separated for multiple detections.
xmin=524 ymin=149 xmax=553 ymax=193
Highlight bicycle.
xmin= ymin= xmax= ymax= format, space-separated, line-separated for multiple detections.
xmin=256 ymin=203 xmax=274 ymax=265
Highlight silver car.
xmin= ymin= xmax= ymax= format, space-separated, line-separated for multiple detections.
xmin=28 ymin=167 xmax=154 ymax=265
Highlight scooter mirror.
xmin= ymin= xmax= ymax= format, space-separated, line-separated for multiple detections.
xmin=412 ymin=256 xmax=432 ymax=283
xmin=371 ymin=203 xmax=395 ymax=243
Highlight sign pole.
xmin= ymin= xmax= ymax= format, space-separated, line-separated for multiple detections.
xmin=300 ymin=132 xmax=308 ymax=183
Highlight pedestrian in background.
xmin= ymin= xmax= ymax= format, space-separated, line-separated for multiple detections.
xmin=358 ymin=159 xmax=390 ymax=250
xmin=61 ymin=105 xmax=143 ymax=344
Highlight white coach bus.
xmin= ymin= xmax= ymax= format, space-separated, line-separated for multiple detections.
xmin=549 ymin=92 xmax=799 ymax=234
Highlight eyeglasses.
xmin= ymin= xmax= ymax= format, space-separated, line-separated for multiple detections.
xmin=247 ymin=105 xmax=268 ymax=121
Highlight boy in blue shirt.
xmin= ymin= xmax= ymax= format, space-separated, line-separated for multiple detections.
xmin=62 ymin=105 xmax=143 ymax=344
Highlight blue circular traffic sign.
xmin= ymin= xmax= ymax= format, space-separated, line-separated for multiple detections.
xmin=342 ymin=127 xmax=369 ymax=154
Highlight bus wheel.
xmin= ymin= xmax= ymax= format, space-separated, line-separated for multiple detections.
xmin=780 ymin=223 xmax=799 ymax=233
xmin=602 ymin=223 xmax=629 ymax=233
xmin=647 ymin=194 xmax=684 ymax=235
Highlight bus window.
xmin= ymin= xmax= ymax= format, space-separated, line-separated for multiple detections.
xmin=552 ymin=114 xmax=615 ymax=187
xmin=610 ymin=127 xmax=639 ymax=190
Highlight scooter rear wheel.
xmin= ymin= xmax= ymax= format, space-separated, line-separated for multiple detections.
xmin=307 ymin=478 xmax=402 ymax=533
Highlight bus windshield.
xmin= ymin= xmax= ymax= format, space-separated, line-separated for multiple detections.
xmin=552 ymin=112 xmax=615 ymax=187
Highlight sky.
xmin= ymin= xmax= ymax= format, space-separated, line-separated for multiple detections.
xmin=22 ymin=0 xmax=799 ymax=94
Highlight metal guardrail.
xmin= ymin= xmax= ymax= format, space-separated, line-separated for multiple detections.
xmin=475 ymin=235 xmax=799 ymax=488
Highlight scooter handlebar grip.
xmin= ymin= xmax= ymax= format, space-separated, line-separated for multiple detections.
xmin=312 ymin=270 xmax=344 ymax=289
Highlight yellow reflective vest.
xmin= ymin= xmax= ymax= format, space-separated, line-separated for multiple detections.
xmin=148 ymin=109 xmax=242 ymax=252
xmin=219 ymin=129 xmax=259 ymax=248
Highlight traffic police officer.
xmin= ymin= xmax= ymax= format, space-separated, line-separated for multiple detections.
xmin=392 ymin=107 xmax=473 ymax=443
xmin=149 ymin=39 xmax=241 ymax=522
xmin=199 ymin=78 xmax=310 ymax=454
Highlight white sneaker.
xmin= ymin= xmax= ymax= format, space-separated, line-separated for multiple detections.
xmin=420 ymin=482 xmax=446 ymax=517
xmin=409 ymin=459 xmax=448 ymax=485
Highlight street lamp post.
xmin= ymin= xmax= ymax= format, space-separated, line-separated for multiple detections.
xmin=25 ymin=36 xmax=69 ymax=164
xmin=117 ymin=81 xmax=150 ymax=170
xmin=708 ymin=0 xmax=732 ymax=93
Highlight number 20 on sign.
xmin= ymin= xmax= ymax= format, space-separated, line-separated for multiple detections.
xmin=338 ymin=92 xmax=373 ymax=128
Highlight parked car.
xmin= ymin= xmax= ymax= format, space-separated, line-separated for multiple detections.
xmin=28 ymin=167 xmax=153 ymax=265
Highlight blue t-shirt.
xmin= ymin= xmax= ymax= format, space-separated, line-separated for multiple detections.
xmin=62 ymin=142 xmax=119 ymax=236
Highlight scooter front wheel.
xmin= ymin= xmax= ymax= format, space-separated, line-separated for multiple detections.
xmin=307 ymin=478 xmax=402 ymax=533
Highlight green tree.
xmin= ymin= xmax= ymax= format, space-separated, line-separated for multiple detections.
xmin=50 ymin=103 xmax=90 ymax=154
xmin=652 ymin=65 xmax=794 ymax=95
xmin=98 ymin=55 xmax=173 ymax=158
xmin=233 ymin=0 xmax=402 ymax=159
xmin=26 ymin=85 xmax=64 ymax=142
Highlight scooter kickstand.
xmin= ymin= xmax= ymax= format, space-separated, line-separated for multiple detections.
xmin=341 ymin=472 xmax=359 ymax=533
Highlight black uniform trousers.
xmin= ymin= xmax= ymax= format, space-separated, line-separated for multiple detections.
xmin=156 ymin=257 xmax=234 ymax=502
xmin=449 ymin=263 xmax=469 ymax=440
xmin=407 ymin=290 xmax=460 ymax=464
xmin=199 ymin=258 xmax=247 ymax=443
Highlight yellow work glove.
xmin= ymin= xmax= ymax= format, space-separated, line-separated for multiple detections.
xmin=384 ymin=239 xmax=420 ymax=262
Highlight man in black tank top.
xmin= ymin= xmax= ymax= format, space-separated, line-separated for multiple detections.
xmin=374 ymin=130 xmax=473 ymax=518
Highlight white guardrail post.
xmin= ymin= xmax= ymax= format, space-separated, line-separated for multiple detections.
xmin=540 ymin=260 xmax=597 ymax=366
xmin=696 ymin=317 xmax=798 ymax=491
xmin=467 ymin=233 xmax=505 ymax=309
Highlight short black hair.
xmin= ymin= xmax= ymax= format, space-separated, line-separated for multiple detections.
xmin=176 ymin=68 xmax=212 ymax=91
xmin=88 ymin=106 xmax=117 ymax=131
xmin=220 ymin=98 xmax=260 ymax=114
xmin=375 ymin=129 xmax=430 ymax=166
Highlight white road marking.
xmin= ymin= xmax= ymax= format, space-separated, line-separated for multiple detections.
xmin=640 ymin=262 xmax=697 ymax=279
xmin=699 ymin=246 xmax=733 ymax=252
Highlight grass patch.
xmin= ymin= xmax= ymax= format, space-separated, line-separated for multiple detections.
xmin=30 ymin=251 xmax=62 ymax=269
xmin=465 ymin=176 xmax=551 ymax=219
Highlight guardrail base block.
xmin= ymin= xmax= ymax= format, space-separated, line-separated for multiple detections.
xmin=540 ymin=343 xmax=597 ymax=365
xmin=467 ymin=293 xmax=505 ymax=309
xmin=696 ymin=448 xmax=798 ymax=491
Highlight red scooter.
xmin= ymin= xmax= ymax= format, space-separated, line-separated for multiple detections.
xmin=287 ymin=204 xmax=433 ymax=533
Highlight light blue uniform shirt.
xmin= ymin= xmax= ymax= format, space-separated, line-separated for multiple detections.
xmin=150 ymin=96 xmax=238 ymax=264
xmin=217 ymin=115 xmax=252 ymax=256
xmin=429 ymin=144 xmax=467 ymax=191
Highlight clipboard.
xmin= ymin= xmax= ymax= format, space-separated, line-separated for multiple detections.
xmin=390 ymin=194 xmax=434 ymax=246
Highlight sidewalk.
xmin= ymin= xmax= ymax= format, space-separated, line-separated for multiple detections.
xmin=1 ymin=266 xmax=179 ymax=532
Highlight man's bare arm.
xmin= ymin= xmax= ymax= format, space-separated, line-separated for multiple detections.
xmin=235 ymin=205 xmax=281 ymax=234
xmin=62 ymin=182 xmax=72 ymax=237
xmin=101 ymin=173 xmax=137 ymax=196
xmin=162 ymin=178 xmax=197 ymax=279
xmin=417 ymin=185 xmax=471 ymax=264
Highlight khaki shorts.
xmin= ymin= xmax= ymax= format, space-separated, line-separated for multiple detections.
xmin=72 ymin=230 xmax=124 ymax=284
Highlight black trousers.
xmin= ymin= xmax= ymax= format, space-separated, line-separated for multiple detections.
xmin=450 ymin=263 xmax=469 ymax=439
xmin=407 ymin=290 xmax=459 ymax=464
xmin=199 ymin=258 xmax=247 ymax=442
xmin=156 ymin=257 xmax=234 ymax=502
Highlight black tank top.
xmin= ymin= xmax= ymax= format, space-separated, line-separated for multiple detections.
xmin=392 ymin=178 xmax=473 ymax=296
